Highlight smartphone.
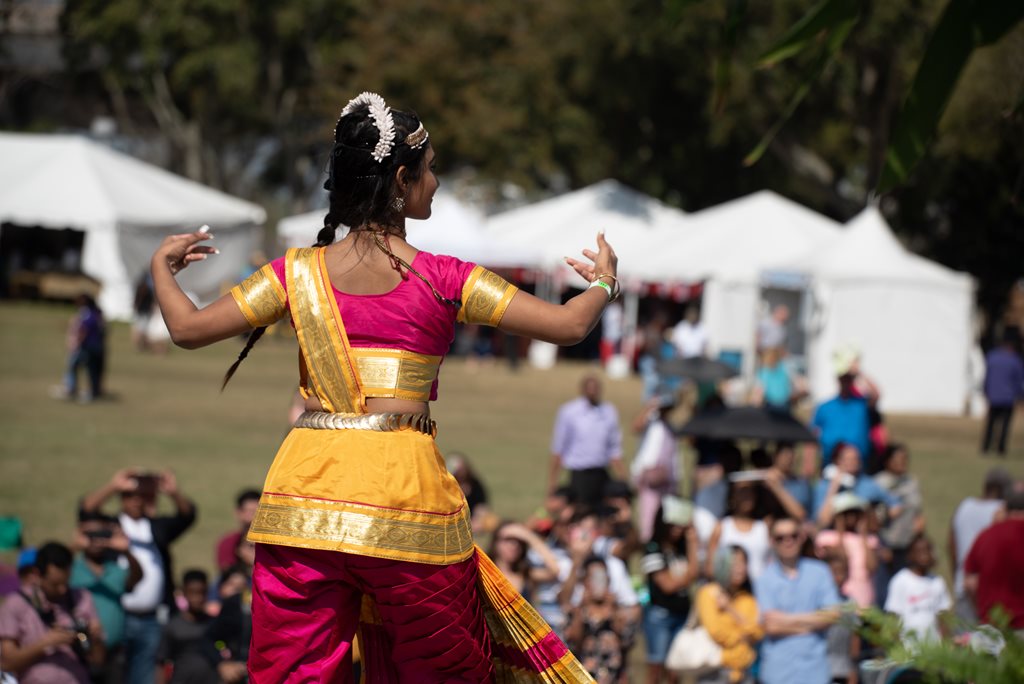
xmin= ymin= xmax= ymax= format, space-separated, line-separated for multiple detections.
xmin=133 ymin=473 xmax=160 ymax=498
xmin=85 ymin=529 xmax=113 ymax=540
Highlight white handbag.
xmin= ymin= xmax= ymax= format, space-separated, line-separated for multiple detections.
xmin=664 ymin=604 xmax=723 ymax=674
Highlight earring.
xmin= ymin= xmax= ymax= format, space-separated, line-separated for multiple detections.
xmin=392 ymin=196 xmax=406 ymax=213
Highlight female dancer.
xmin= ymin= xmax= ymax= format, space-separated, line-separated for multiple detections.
xmin=151 ymin=92 xmax=617 ymax=682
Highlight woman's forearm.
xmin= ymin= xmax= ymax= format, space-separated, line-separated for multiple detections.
xmin=151 ymin=256 xmax=201 ymax=347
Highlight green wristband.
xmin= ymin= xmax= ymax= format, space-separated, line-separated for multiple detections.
xmin=589 ymin=279 xmax=613 ymax=301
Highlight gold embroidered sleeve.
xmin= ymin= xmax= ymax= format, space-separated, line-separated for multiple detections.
xmin=456 ymin=266 xmax=519 ymax=327
xmin=230 ymin=264 xmax=288 ymax=327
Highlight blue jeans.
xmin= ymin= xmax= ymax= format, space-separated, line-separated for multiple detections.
xmin=123 ymin=612 xmax=162 ymax=684
xmin=643 ymin=603 xmax=687 ymax=664
xmin=64 ymin=343 xmax=103 ymax=398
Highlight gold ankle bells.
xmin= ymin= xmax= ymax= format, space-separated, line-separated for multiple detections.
xmin=293 ymin=410 xmax=437 ymax=437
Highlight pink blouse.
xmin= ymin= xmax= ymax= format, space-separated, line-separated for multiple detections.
xmin=268 ymin=252 xmax=476 ymax=399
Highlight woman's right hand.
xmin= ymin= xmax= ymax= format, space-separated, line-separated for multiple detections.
xmin=564 ymin=231 xmax=617 ymax=285
xmin=153 ymin=227 xmax=218 ymax=275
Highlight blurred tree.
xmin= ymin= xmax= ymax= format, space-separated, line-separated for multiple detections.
xmin=61 ymin=0 xmax=356 ymax=200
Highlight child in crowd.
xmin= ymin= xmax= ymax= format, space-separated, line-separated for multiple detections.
xmin=815 ymin=493 xmax=879 ymax=608
xmin=563 ymin=556 xmax=625 ymax=684
xmin=156 ymin=570 xmax=216 ymax=684
xmin=824 ymin=550 xmax=861 ymax=684
xmin=884 ymin=535 xmax=951 ymax=643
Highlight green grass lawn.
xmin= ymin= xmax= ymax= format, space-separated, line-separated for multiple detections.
xmin=2 ymin=301 xmax=1022 ymax=586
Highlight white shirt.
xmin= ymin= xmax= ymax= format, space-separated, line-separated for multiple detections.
xmin=885 ymin=569 xmax=952 ymax=642
xmin=952 ymin=497 xmax=1002 ymax=595
xmin=119 ymin=514 xmax=165 ymax=613
xmin=671 ymin=321 xmax=707 ymax=359
xmin=719 ymin=517 xmax=771 ymax=580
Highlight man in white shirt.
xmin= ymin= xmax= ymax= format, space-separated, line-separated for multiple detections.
xmin=670 ymin=306 xmax=707 ymax=359
xmin=947 ymin=467 xmax=1009 ymax=623
xmin=81 ymin=469 xmax=196 ymax=684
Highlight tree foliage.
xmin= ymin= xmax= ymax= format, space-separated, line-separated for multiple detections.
xmin=39 ymin=0 xmax=1024 ymax=330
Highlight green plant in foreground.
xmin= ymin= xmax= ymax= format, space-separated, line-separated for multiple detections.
xmin=857 ymin=605 xmax=1024 ymax=684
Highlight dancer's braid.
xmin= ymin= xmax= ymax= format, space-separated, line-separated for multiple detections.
xmin=222 ymin=326 xmax=267 ymax=391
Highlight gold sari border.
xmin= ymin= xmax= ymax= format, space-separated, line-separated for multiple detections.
xmin=286 ymin=248 xmax=365 ymax=414
xmin=351 ymin=347 xmax=441 ymax=401
xmin=229 ymin=263 xmax=287 ymax=328
xmin=458 ymin=266 xmax=519 ymax=327
xmin=248 ymin=494 xmax=474 ymax=565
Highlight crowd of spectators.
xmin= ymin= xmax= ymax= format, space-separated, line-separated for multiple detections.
xmin=4 ymin=316 xmax=1024 ymax=684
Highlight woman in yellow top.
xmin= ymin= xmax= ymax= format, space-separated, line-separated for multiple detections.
xmin=150 ymin=92 xmax=616 ymax=682
xmin=695 ymin=546 xmax=764 ymax=684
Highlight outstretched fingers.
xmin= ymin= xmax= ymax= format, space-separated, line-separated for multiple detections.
xmin=564 ymin=256 xmax=596 ymax=283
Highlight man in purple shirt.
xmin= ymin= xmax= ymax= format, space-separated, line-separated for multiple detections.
xmin=0 ymin=542 xmax=105 ymax=684
xmin=982 ymin=331 xmax=1024 ymax=456
xmin=548 ymin=376 xmax=625 ymax=506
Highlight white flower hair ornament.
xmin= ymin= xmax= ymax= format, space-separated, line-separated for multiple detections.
xmin=339 ymin=91 xmax=396 ymax=163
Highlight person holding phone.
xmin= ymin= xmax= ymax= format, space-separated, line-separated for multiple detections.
xmin=80 ymin=469 xmax=196 ymax=684
xmin=70 ymin=511 xmax=143 ymax=682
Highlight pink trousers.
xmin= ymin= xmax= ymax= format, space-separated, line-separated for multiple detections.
xmin=249 ymin=543 xmax=494 ymax=683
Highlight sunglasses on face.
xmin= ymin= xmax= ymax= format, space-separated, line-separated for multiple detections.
xmin=773 ymin=532 xmax=800 ymax=543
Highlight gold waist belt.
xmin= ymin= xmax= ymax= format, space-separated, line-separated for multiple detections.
xmin=293 ymin=410 xmax=436 ymax=437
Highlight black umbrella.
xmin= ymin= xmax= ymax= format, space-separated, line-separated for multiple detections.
xmin=675 ymin=406 xmax=816 ymax=443
xmin=656 ymin=357 xmax=740 ymax=383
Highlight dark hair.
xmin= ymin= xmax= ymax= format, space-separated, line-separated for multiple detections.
xmin=218 ymin=563 xmax=251 ymax=589
xmin=582 ymin=555 xmax=607 ymax=573
xmin=488 ymin=521 xmax=529 ymax=576
xmin=830 ymin=441 xmax=855 ymax=464
xmin=35 ymin=542 xmax=73 ymax=573
xmin=78 ymin=509 xmax=117 ymax=525
xmin=320 ymin=104 xmax=429 ymax=244
xmin=569 ymin=506 xmax=598 ymax=526
xmin=726 ymin=479 xmax=768 ymax=519
xmin=183 ymin=569 xmax=209 ymax=586
xmin=221 ymin=98 xmax=430 ymax=391
xmin=881 ymin=443 xmax=908 ymax=469
xmin=552 ymin=485 xmax=576 ymax=503
xmin=236 ymin=489 xmax=262 ymax=509
xmin=650 ymin=503 xmax=689 ymax=554
xmin=749 ymin=446 xmax=772 ymax=470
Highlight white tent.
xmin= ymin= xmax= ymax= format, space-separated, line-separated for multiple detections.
xmin=0 ymin=133 xmax=266 ymax=319
xmin=278 ymin=188 xmax=537 ymax=267
xmin=485 ymin=179 xmax=690 ymax=283
xmin=785 ymin=206 xmax=974 ymax=414
xmin=668 ymin=191 xmax=844 ymax=374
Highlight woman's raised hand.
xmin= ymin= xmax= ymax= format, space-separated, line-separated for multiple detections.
xmin=564 ymin=231 xmax=618 ymax=285
xmin=154 ymin=226 xmax=219 ymax=275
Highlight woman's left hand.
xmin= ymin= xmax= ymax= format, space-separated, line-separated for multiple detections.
xmin=154 ymin=227 xmax=218 ymax=275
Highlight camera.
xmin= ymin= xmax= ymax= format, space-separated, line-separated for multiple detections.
xmin=68 ymin=620 xmax=92 ymax=660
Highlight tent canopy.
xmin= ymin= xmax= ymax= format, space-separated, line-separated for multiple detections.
xmin=278 ymin=188 xmax=537 ymax=268
xmin=485 ymin=179 xmax=691 ymax=283
xmin=664 ymin=190 xmax=843 ymax=283
xmin=783 ymin=205 xmax=971 ymax=289
xmin=0 ymin=133 xmax=265 ymax=319
xmin=0 ymin=133 xmax=265 ymax=229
